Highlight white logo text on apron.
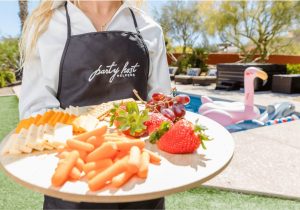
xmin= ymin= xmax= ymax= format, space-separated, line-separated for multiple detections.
xmin=88 ymin=61 xmax=140 ymax=83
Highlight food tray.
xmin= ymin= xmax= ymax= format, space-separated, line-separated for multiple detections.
xmin=0 ymin=111 xmax=234 ymax=203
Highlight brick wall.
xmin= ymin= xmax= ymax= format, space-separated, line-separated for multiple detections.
xmin=167 ymin=53 xmax=300 ymax=65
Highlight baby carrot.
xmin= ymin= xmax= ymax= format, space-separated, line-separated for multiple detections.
xmin=74 ymin=125 xmax=107 ymax=142
xmin=88 ymin=156 xmax=129 ymax=191
xmin=104 ymin=136 xmax=133 ymax=142
xmin=143 ymin=149 xmax=161 ymax=164
xmin=111 ymin=170 xmax=135 ymax=188
xmin=70 ymin=167 xmax=81 ymax=180
xmin=67 ymin=139 xmax=95 ymax=152
xmin=86 ymin=142 xmax=117 ymax=162
xmin=58 ymin=151 xmax=85 ymax=171
xmin=86 ymin=164 xmax=113 ymax=180
xmin=113 ymin=151 xmax=128 ymax=162
xmin=76 ymin=158 xmax=85 ymax=171
xmin=86 ymin=136 xmax=104 ymax=148
xmin=51 ymin=150 xmax=79 ymax=187
xmin=57 ymin=151 xmax=70 ymax=159
xmin=83 ymin=159 xmax=113 ymax=174
xmin=115 ymin=140 xmax=145 ymax=152
xmin=127 ymin=146 xmax=141 ymax=173
xmin=137 ymin=151 xmax=150 ymax=178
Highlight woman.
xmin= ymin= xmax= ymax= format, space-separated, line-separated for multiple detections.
xmin=19 ymin=0 xmax=171 ymax=209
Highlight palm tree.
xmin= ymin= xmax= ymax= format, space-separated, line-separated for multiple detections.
xmin=18 ymin=0 xmax=28 ymax=31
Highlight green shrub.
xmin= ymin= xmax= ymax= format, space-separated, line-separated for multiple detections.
xmin=174 ymin=47 xmax=209 ymax=74
xmin=0 ymin=38 xmax=20 ymax=87
xmin=287 ymin=64 xmax=300 ymax=74
xmin=0 ymin=70 xmax=16 ymax=87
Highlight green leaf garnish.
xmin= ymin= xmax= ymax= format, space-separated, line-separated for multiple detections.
xmin=195 ymin=119 xmax=212 ymax=150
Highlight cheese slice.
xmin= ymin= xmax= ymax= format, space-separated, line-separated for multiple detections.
xmin=33 ymin=125 xmax=46 ymax=151
xmin=1 ymin=134 xmax=17 ymax=155
xmin=52 ymin=123 xmax=73 ymax=147
xmin=24 ymin=124 xmax=38 ymax=150
xmin=72 ymin=114 xmax=99 ymax=132
xmin=9 ymin=132 xmax=22 ymax=154
xmin=42 ymin=124 xmax=55 ymax=149
xmin=18 ymin=128 xmax=32 ymax=153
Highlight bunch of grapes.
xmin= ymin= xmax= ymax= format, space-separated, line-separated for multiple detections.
xmin=146 ymin=92 xmax=190 ymax=122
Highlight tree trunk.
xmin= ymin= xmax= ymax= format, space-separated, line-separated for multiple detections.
xmin=18 ymin=0 xmax=28 ymax=31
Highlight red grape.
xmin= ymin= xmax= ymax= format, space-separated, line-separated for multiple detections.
xmin=175 ymin=94 xmax=190 ymax=105
xmin=156 ymin=101 xmax=166 ymax=112
xmin=146 ymin=99 xmax=156 ymax=111
xmin=164 ymin=96 xmax=174 ymax=108
xmin=172 ymin=103 xmax=186 ymax=118
xmin=152 ymin=92 xmax=166 ymax=101
xmin=160 ymin=108 xmax=176 ymax=122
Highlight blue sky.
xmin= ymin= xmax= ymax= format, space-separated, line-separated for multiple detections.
xmin=0 ymin=0 xmax=166 ymax=37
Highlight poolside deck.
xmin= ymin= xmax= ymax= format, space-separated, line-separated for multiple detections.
xmin=175 ymin=83 xmax=300 ymax=112
xmin=175 ymin=83 xmax=300 ymax=200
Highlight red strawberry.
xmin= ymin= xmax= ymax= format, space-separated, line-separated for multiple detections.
xmin=154 ymin=119 xmax=210 ymax=154
xmin=144 ymin=113 xmax=173 ymax=134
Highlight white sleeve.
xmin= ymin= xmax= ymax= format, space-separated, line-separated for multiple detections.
xmin=19 ymin=46 xmax=60 ymax=119
xmin=147 ymin=26 xmax=172 ymax=100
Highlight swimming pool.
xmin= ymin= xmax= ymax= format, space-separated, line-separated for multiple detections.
xmin=182 ymin=93 xmax=298 ymax=133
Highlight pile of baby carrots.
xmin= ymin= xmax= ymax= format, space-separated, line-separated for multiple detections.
xmin=51 ymin=125 xmax=161 ymax=191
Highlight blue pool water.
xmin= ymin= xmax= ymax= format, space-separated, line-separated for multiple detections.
xmin=184 ymin=94 xmax=270 ymax=133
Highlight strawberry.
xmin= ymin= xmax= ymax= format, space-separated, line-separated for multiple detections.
xmin=151 ymin=119 xmax=210 ymax=154
xmin=144 ymin=113 xmax=173 ymax=134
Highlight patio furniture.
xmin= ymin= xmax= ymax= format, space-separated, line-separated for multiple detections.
xmin=272 ymin=74 xmax=300 ymax=94
xmin=192 ymin=76 xmax=217 ymax=86
xmin=174 ymin=68 xmax=201 ymax=84
xmin=192 ymin=69 xmax=217 ymax=86
xmin=169 ymin=66 xmax=178 ymax=81
xmin=216 ymin=63 xmax=287 ymax=91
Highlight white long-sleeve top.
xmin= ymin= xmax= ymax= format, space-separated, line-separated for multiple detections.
xmin=19 ymin=1 xmax=171 ymax=119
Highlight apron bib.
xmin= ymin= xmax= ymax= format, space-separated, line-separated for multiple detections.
xmin=57 ymin=3 xmax=149 ymax=108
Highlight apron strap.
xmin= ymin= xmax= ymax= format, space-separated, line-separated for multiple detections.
xmin=64 ymin=3 xmax=140 ymax=36
xmin=65 ymin=2 xmax=72 ymax=38
xmin=128 ymin=8 xmax=141 ymax=35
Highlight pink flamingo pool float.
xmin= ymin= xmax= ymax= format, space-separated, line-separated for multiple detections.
xmin=198 ymin=67 xmax=268 ymax=126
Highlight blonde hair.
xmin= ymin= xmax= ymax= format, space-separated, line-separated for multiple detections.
xmin=20 ymin=0 xmax=143 ymax=67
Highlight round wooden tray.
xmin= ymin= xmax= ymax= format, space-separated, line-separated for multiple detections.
xmin=0 ymin=111 xmax=234 ymax=203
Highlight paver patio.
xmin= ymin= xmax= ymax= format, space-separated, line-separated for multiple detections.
xmin=175 ymin=83 xmax=300 ymax=200
xmin=0 ymin=87 xmax=14 ymax=96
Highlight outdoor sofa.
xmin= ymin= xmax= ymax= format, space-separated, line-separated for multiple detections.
xmin=174 ymin=68 xmax=201 ymax=84
xmin=192 ymin=69 xmax=217 ymax=86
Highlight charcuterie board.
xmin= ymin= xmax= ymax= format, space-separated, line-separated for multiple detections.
xmin=0 ymin=111 xmax=234 ymax=203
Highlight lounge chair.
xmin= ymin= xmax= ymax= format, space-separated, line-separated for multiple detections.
xmin=174 ymin=68 xmax=201 ymax=84
xmin=192 ymin=69 xmax=217 ymax=86
xmin=169 ymin=66 xmax=178 ymax=81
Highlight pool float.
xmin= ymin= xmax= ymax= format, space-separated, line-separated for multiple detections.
xmin=265 ymin=115 xmax=299 ymax=126
xmin=258 ymin=102 xmax=295 ymax=123
xmin=198 ymin=67 xmax=268 ymax=126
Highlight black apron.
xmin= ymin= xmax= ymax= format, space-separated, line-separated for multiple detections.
xmin=57 ymin=3 xmax=149 ymax=108
xmin=44 ymin=3 xmax=164 ymax=210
